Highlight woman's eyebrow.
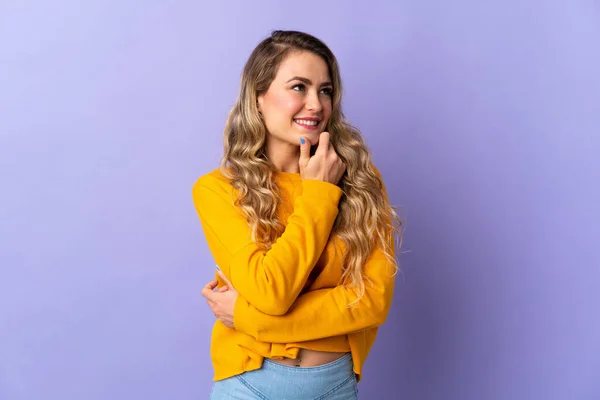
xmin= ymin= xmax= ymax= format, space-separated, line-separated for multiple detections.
xmin=286 ymin=76 xmax=333 ymax=87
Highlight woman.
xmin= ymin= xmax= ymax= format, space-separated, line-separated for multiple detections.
xmin=192 ymin=30 xmax=401 ymax=399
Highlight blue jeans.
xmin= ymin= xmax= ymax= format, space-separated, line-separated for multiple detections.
xmin=209 ymin=353 xmax=358 ymax=399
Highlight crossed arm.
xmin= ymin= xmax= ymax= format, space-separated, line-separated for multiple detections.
xmin=192 ymin=173 xmax=343 ymax=315
xmin=203 ymin=234 xmax=396 ymax=343
xmin=195 ymin=171 xmax=397 ymax=342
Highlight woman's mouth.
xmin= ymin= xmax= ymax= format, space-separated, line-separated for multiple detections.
xmin=294 ymin=118 xmax=320 ymax=131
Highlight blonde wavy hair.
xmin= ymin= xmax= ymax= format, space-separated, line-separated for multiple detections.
xmin=220 ymin=30 xmax=402 ymax=303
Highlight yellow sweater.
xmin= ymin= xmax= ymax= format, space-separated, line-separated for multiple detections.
xmin=192 ymin=168 xmax=396 ymax=381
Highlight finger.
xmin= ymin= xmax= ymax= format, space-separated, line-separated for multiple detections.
xmin=315 ymin=131 xmax=330 ymax=156
xmin=203 ymin=279 xmax=218 ymax=291
xmin=215 ymin=266 xmax=234 ymax=288
xmin=298 ymin=137 xmax=310 ymax=168
xmin=201 ymin=287 xmax=218 ymax=301
xmin=218 ymin=286 xmax=228 ymax=293
xmin=328 ymin=146 xmax=339 ymax=163
xmin=201 ymin=279 xmax=219 ymax=299
xmin=339 ymin=162 xmax=347 ymax=178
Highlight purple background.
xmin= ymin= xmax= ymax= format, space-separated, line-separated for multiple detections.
xmin=1 ymin=1 xmax=599 ymax=399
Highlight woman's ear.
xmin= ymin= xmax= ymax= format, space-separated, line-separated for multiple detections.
xmin=256 ymin=93 xmax=265 ymax=111
xmin=256 ymin=96 xmax=263 ymax=116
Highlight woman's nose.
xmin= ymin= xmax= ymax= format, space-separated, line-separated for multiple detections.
xmin=305 ymin=91 xmax=323 ymax=112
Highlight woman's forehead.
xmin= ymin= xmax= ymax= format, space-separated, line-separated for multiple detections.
xmin=274 ymin=51 xmax=331 ymax=83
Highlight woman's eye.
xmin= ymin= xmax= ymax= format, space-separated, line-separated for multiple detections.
xmin=292 ymin=84 xmax=306 ymax=91
xmin=321 ymin=87 xmax=333 ymax=96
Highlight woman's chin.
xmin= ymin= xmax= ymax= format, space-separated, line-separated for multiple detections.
xmin=295 ymin=131 xmax=320 ymax=146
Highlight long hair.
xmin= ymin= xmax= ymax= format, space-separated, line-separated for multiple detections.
xmin=220 ymin=30 xmax=402 ymax=304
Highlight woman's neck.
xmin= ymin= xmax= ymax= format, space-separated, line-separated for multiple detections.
xmin=265 ymin=139 xmax=301 ymax=173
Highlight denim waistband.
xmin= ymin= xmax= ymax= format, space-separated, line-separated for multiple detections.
xmin=209 ymin=352 xmax=357 ymax=400
xmin=262 ymin=352 xmax=353 ymax=375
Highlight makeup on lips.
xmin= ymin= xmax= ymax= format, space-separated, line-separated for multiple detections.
xmin=294 ymin=117 xmax=320 ymax=131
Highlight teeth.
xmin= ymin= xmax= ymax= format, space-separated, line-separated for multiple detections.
xmin=295 ymin=119 xmax=318 ymax=126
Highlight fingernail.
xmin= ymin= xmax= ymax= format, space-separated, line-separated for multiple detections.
xmin=215 ymin=265 xmax=221 ymax=271
xmin=300 ymin=138 xmax=305 ymax=145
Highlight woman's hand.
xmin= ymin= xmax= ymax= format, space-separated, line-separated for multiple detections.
xmin=299 ymin=131 xmax=346 ymax=185
xmin=201 ymin=267 xmax=238 ymax=329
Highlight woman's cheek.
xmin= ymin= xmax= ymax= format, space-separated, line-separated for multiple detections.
xmin=278 ymin=95 xmax=303 ymax=115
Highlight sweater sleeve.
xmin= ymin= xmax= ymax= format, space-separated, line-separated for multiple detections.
xmin=233 ymin=242 xmax=396 ymax=342
xmin=233 ymin=165 xmax=397 ymax=342
xmin=192 ymin=173 xmax=343 ymax=316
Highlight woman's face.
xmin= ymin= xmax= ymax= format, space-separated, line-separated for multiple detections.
xmin=257 ymin=51 xmax=333 ymax=149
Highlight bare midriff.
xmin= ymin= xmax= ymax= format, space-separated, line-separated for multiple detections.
xmin=269 ymin=349 xmax=349 ymax=367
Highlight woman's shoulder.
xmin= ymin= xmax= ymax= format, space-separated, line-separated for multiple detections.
xmin=369 ymin=163 xmax=381 ymax=176
xmin=192 ymin=167 xmax=233 ymax=194
xmin=367 ymin=163 xmax=389 ymax=196
xmin=367 ymin=163 xmax=385 ymax=184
